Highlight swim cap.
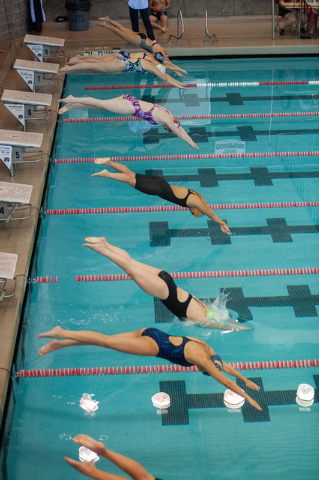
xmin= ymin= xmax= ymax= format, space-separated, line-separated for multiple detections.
xmin=202 ymin=353 xmax=223 ymax=375
xmin=165 ymin=119 xmax=181 ymax=133
xmin=155 ymin=52 xmax=164 ymax=63
xmin=192 ymin=208 xmax=204 ymax=217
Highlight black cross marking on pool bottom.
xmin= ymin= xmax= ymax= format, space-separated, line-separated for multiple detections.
xmin=154 ymin=285 xmax=319 ymax=323
xmin=141 ymin=92 xmax=319 ymax=107
xmin=158 ymin=375 xmax=319 ymax=425
xmin=145 ymin=168 xmax=319 ymax=187
xmin=149 ymin=220 xmax=319 ymax=246
xmin=143 ymin=125 xmax=319 ymax=144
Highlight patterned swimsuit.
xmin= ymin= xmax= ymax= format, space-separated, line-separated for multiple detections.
xmin=122 ymin=93 xmax=170 ymax=125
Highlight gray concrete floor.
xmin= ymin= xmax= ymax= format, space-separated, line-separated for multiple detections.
xmin=0 ymin=16 xmax=318 ymax=428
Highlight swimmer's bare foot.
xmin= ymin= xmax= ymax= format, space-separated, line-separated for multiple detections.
xmin=58 ymin=103 xmax=74 ymax=115
xmin=98 ymin=16 xmax=110 ymax=22
xmin=73 ymin=435 xmax=106 ymax=456
xmin=58 ymin=66 xmax=69 ymax=74
xmin=94 ymin=157 xmax=112 ymax=166
xmin=91 ymin=170 xmax=110 ymax=178
xmin=58 ymin=95 xmax=75 ymax=104
xmin=38 ymin=339 xmax=60 ymax=357
xmin=38 ymin=326 xmax=63 ymax=339
xmin=83 ymin=237 xmax=108 ymax=254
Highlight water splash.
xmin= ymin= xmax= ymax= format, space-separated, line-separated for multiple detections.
xmin=203 ymin=291 xmax=252 ymax=332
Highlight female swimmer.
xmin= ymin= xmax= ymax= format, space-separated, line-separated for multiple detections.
xmin=58 ymin=51 xmax=186 ymax=90
xmin=91 ymin=159 xmax=229 ymax=230
xmin=79 ymin=237 xmax=246 ymax=332
xmin=66 ymin=50 xmax=186 ymax=76
xmin=65 ymin=435 xmax=164 ymax=480
xmin=39 ymin=326 xmax=262 ymax=410
xmin=97 ymin=16 xmax=184 ymax=73
xmin=58 ymin=96 xmax=198 ymax=150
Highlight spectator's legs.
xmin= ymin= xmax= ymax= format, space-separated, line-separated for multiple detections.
xmin=129 ymin=6 xmax=139 ymax=32
xmin=139 ymin=8 xmax=156 ymax=40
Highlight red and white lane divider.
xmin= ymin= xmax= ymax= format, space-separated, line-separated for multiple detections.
xmin=60 ymin=111 xmax=319 ymax=124
xmin=19 ymin=358 xmax=319 ymax=377
xmin=35 ymin=277 xmax=59 ymax=283
xmin=75 ymin=267 xmax=319 ymax=283
xmin=46 ymin=201 xmax=319 ymax=216
xmin=54 ymin=151 xmax=319 ymax=164
xmin=84 ymin=80 xmax=319 ymax=91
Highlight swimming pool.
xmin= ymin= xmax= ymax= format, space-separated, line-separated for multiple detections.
xmin=1 ymin=57 xmax=319 ymax=480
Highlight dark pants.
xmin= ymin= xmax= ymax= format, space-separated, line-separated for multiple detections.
xmin=28 ymin=0 xmax=44 ymax=33
xmin=129 ymin=6 xmax=155 ymax=41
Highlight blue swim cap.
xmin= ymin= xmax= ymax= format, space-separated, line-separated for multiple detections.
xmin=203 ymin=354 xmax=223 ymax=375
xmin=155 ymin=52 xmax=164 ymax=63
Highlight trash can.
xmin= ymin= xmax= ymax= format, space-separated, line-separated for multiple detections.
xmin=65 ymin=0 xmax=91 ymax=31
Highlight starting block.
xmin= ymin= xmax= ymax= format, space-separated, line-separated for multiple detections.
xmin=0 ymin=129 xmax=43 ymax=177
xmin=24 ymin=34 xmax=65 ymax=62
xmin=14 ymin=59 xmax=59 ymax=92
xmin=0 ymin=181 xmax=33 ymax=224
xmin=0 ymin=252 xmax=18 ymax=302
xmin=1 ymin=90 xmax=52 ymax=131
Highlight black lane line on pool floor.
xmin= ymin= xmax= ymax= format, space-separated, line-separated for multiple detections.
xmin=149 ymin=219 xmax=319 ymax=246
xmin=153 ymin=285 xmax=319 ymax=323
xmin=159 ymin=376 xmax=319 ymax=425
xmin=145 ymin=168 xmax=319 ymax=187
xmin=143 ymin=126 xmax=319 ymax=144
xmin=141 ymin=92 xmax=319 ymax=107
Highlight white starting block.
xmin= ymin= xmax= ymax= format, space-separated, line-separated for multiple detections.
xmin=24 ymin=34 xmax=65 ymax=62
xmin=14 ymin=59 xmax=59 ymax=92
xmin=0 ymin=129 xmax=43 ymax=177
xmin=1 ymin=90 xmax=52 ymax=131
xmin=0 ymin=252 xmax=18 ymax=302
xmin=0 ymin=181 xmax=33 ymax=224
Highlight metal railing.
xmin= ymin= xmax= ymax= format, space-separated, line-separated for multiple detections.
xmin=168 ymin=10 xmax=184 ymax=43
xmin=204 ymin=10 xmax=217 ymax=42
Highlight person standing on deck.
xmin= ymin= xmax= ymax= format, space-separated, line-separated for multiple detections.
xmin=128 ymin=0 xmax=156 ymax=41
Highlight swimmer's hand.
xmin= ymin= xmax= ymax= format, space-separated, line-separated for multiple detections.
xmin=64 ymin=457 xmax=98 ymax=475
xmin=245 ymin=380 xmax=261 ymax=391
xmin=73 ymin=434 xmax=106 ymax=456
xmin=248 ymin=398 xmax=262 ymax=411
xmin=220 ymin=223 xmax=231 ymax=235
xmin=175 ymin=71 xmax=182 ymax=77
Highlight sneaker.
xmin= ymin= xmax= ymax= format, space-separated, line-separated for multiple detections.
xmin=280 ymin=29 xmax=285 ymax=36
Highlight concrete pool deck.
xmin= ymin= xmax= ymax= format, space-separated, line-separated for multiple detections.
xmin=0 ymin=15 xmax=318 ymax=429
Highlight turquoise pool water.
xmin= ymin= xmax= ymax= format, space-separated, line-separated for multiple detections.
xmin=1 ymin=57 xmax=319 ymax=480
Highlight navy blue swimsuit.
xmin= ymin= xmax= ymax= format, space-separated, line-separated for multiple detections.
xmin=142 ymin=328 xmax=195 ymax=367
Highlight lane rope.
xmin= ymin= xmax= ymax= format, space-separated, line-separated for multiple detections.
xmin=46 ymin=201 xmax=319 ymax=216
xmin=84 ymin=80 xmax=319 ymax=90
xmin=75 ymin=267 xmax=319 ymax=283
xmin=60 ymin=111 xmax=319 ymax=124
xmin=19 ymin=359 xmax=319 ymax=377
xmin=35 ymin=277 xmax=59 ymax=283
xmin=54 ymin=151 xmax=319 ymax=164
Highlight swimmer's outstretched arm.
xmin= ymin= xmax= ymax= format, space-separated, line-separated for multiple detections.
xmin=200 ymin=358 xmax=262 ymax=411
xmin=190 ymin=198 xmax=231 ymax=235
xmin=65 ymin=435 xmax=155 ymax=480
xmin=162 ymin=116 xmax=199 ymax=150
xmin=143 ymin=61 xmax=187 ymax=89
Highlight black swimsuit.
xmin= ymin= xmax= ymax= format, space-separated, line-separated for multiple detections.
xmin=135 ymin=173 xmax=199 ymax=208
xmin=137 ymin=32 xmax=157 ymax=53
xmin=158 ymin=271 xmax=192 ymax=320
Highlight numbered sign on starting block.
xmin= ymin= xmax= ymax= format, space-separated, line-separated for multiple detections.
xmin=14 ymin=60 xmax=59 ymax=91
xmin=0 ymin=130 xmax=43 ymax=176
xmin=24 ymin=34 xmax=65 ymax=61
xmin=2 ymin=90 xmax=52 ymax=131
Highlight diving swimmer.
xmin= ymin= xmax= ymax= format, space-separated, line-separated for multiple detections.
xmin=58 ymin=96 xmax=198 ymax=150
xmin=38 ymin=327 xmax=262 ymax=410
xmin=81 ymin=237 xmax=249 ymax=331
xmin=58 ymin=52 xmax=186 ymax=90
xmin=91 ymin=159 xmax=230 ymax=229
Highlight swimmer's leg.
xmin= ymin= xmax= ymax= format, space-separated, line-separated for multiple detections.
xmin=92 ymin=159 xmax=136 ymax=184
xmin=38 ymin=326 xmax=159 ymax=357
xmin=83 ymin=237 xmax=168 ymax=299
xmin=98 ymin=21 xmax=142 ymax=46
